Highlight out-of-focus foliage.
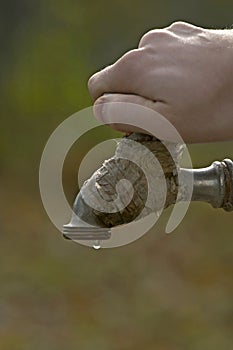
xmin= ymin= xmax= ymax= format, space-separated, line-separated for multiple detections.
xmin=1 ymin=1 xmax=233 ymax=349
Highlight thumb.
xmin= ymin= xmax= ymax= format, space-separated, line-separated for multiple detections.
xmin=93 ymin=93 xmax=181 ymax=143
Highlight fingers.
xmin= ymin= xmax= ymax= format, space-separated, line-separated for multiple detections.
xmin=88 ymin=22 xmax=203 ymax=102
xmin=88 ymin=49 xmax=147 ymax=101
xmin=93 ymin=93 xmax=183 ymax=143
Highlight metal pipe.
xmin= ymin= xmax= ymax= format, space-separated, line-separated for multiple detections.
xmin=63 ymin=158 xmax=233 ymax=241
xmin=180 ymin=158 xmax=233 ymax=211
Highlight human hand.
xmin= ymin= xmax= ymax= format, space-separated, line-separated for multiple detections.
xmin=88 ymin=22 xmax=233 ymax=143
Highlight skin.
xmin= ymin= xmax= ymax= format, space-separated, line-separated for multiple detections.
xmin=88 ymin=22 xmax=233 ymax=143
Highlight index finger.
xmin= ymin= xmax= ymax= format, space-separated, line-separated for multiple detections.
xmin=88 ymin=49 xmax=145 ymax=101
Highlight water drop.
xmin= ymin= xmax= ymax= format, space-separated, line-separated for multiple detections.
xmin=93 ymin=240 xmax=101 ymax=250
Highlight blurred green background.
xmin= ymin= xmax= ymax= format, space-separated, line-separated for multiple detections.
xmin=1 ymin=0 xmax=233 ymax=349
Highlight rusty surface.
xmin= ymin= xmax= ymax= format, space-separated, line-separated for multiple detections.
xmin=222 ymin=159 xmax=233 ymax=212
xmin=73 ymin=133 xmax=182 ymax=228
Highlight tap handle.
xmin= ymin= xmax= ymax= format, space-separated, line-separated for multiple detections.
xmin=181 ymin=159 xmax=233 ymax=211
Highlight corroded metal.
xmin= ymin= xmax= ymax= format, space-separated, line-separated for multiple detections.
xmin=63 ymin=132 xmax=232 ymax=241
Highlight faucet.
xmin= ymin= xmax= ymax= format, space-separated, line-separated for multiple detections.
xmin=63 ymin=133 xmax=233 ymax=242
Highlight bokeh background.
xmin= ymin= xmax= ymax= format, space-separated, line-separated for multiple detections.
xmin=1 ymin=0 xmax=233 ymax=349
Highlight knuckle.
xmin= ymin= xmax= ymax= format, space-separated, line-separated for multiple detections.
xmin=122 ymin=49 xmax=142 ymax=62
xmin=139 ymin=30 xmax=156 ymax=47
xmin=139 ymin=29 xmax=171 ymax=47
xmin=116 ymin=49 xmax=142 ymax=70
xmin=168 ymin=21 xmax=188 ymax=29
xmin=111 ymin=49 xmax=145 ymax=84
xmin=167 ymin=21 xmax=198 ymax=32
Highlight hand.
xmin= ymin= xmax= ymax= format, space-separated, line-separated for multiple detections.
xmin=88 ymin=22 xmax=233 ymax=143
